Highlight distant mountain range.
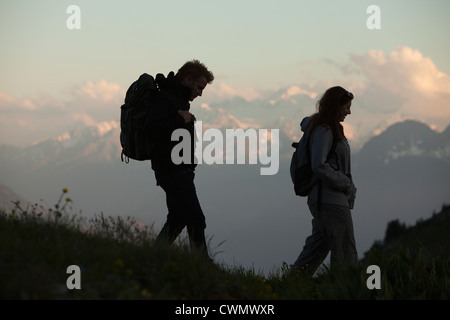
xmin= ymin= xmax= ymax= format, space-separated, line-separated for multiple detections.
xmin=1 ymin=118 xmax=449 ymax=273
xmin=355 ymin=120 xmax=450 ymax=165
xmin=1 ymin=117 xmax=448 ymax=179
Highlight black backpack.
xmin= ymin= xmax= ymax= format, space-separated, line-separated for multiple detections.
xmin=120 ymin=73 xmax=161 ymax=163
xmin=290 ymin=129 xmax=337 ymax=196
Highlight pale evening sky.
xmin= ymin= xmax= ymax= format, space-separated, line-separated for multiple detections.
xmin=1 ymin=0 xmax=449 ymax=146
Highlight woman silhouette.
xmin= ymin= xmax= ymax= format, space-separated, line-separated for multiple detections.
xmin=291 ymin=86 xmax=358 ymax=276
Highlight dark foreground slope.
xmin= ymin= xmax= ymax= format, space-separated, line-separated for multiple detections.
xmin=1 ymin=200 xmax=449 ymax=300
xmin=366 ymin=204 xmax=450 ymax=258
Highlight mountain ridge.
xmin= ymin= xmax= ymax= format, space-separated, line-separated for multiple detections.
xmin=354 ymin=119 xmax=450 ymax=166
xmin=1 ymin=118 xmax=448 ymax=167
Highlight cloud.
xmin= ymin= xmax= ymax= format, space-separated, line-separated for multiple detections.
xmin=67 ymin=80 xmax=125 ymax=124
xmin=69 ymin=113 xmax=97 ymax=127
xmin=0 ymin=92 xmax=36 ymax=111
xmin=0 ymin=80 xmax=125 ymax=147
xmin=351 ymin=46 xmax=450 ymax=97
xmin=200 ymin=103 xmax=212 ymax=111
xmin=280 ymin=85 xmax=318 ymax=102
xmin=348 ymin=46 xmax=450 ymax=132
xmin=0 ymin=91 xmax=67 ymax=114
xmin=284 ymin=47 xmax=450 ymax=148
xmin=73 ymin=80 xmax=124 ymax=103
xmin=203 ymin=82 xmax=263 ymax=102
xmin=67 ymin=80 xmax=125 ymax=122
xmin=2 ymin=48 xmax=449 ymax=149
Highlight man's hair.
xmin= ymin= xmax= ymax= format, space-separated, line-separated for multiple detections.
xmin=175 ymin=59 xmax=214 ymax=84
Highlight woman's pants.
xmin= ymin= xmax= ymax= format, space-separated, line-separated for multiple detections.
xmin=292 ymin=200 xmax=358 ymax=276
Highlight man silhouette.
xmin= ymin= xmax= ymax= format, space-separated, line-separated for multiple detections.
xmin=150 ymin=60 xmax=214 ymax=258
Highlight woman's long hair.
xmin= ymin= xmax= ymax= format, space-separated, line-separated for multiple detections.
xmin=308 ymin=86 xmax=354 ymax=140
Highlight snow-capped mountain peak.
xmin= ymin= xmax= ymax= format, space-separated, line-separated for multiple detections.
xmin=356 ymin=120 xmax=450 ymax=165
xmin=55 ymin=121 xmax=119 ymax=146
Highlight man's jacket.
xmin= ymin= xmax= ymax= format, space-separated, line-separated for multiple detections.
xmin=149 ymin=72 xmax=196 ymax=172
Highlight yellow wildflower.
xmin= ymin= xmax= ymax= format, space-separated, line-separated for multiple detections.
xmin=140 ymin=289 xmax=152 ymax=298
xmin=113 ymin=258 xmax=124 ymax=268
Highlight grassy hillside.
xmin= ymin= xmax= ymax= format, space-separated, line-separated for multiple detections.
xmin=1 ymin=190 xmax=449 ymax=300
xmin=367 ymin=204 xmax=450 ymax=258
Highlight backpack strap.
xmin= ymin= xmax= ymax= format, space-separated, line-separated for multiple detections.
xmin=121 ymin=150 xmax=130 ymax=164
